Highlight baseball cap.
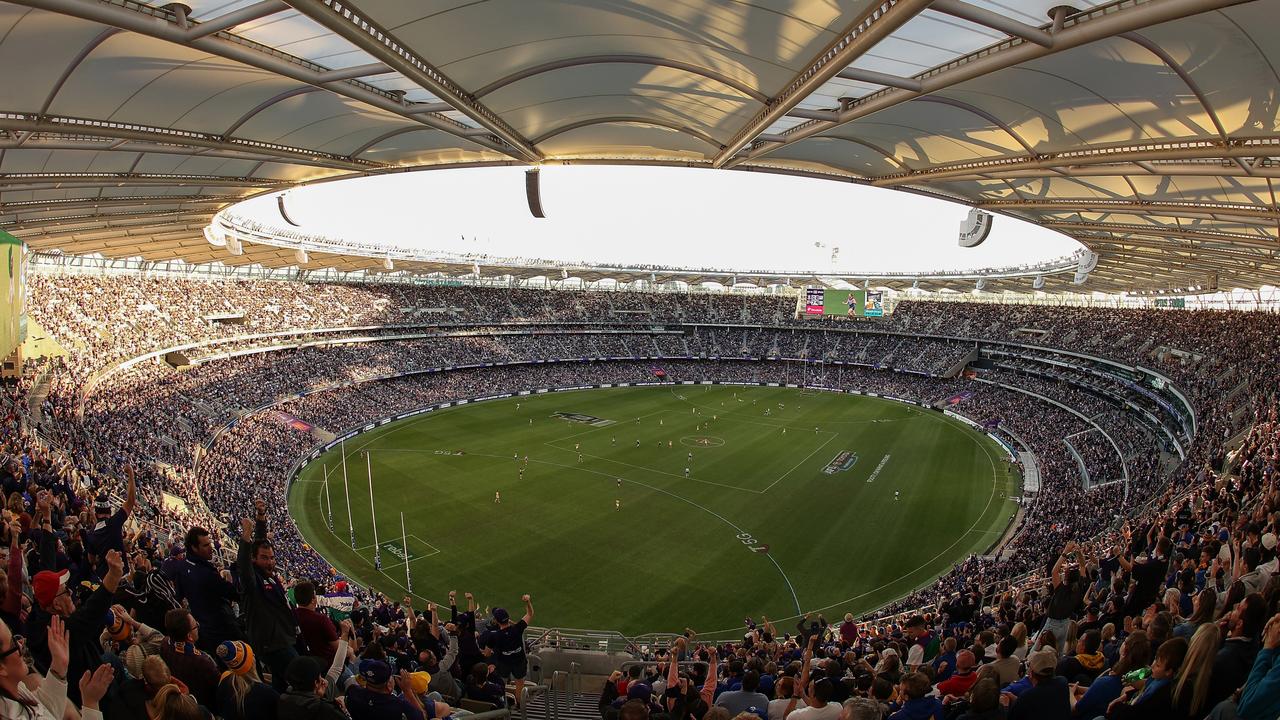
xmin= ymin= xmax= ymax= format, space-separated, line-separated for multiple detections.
xmin=93 ymin=495 xmax=111 ymax=516
xmin=1263 ymin=533 xmax=1277 ymax=551
xmin=407 ymin=671 xmax=432 ymax=696
xmin=1028 ymin=649 xmax=1058 ymax=676
xmin=492 ymin=607 xmax=510 ymax=623
xmin=32 ymin=570 xmax=69 ymax=608
xmin=627 ymin=683 xmax=652 ymax=700
xmin=359 ymin=659 xmax=392 ymax=685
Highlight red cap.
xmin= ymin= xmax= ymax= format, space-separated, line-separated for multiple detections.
xmin=32 ymin=570 xmax=68 ymax=608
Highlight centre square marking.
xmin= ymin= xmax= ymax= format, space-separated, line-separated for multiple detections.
xmin=679 ymin=435 xmax=726 ymax=448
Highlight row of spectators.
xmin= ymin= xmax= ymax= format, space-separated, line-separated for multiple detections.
xmin=11 ymin=276 xmax=1280 ymax=720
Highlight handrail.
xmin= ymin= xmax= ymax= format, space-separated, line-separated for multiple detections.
xmin=519 ymin=684 xmax=549 ymax=720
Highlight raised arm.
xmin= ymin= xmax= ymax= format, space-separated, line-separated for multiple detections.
xmin=699 ymin=645 xmax=719 ymax=708
xmin=327 ymin=620 xmax=352 ymax=688
xmin=1052 ymin=542 xmax=1073 ymax=588
xmin=428 ymin=602 xmax=441 ymax=640
xmin=122 ymin=464 xmax=136 ymax=516
xmin=1114 ymin=541 xmax=1133 ymax=573
xmin=521 ymin=594 xmax=533 ymax=624
xmin=3 ymin=520 xmax=23 ymax=616
xmin=403 ymin=596 xmax=416 ymax=630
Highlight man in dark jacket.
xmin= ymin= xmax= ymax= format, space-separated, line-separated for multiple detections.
xmin=25 ymin=547 xmax=124 ymax=707
xmin=237 ymin=499 xmax=299 ymax=691
xmin=278 ymin=655 xmax=348 ymax=720
xmin=1208 ymin=592 xmax=1267 ymax=708
xmin=174 ymin=525 xmax=244 ymax=654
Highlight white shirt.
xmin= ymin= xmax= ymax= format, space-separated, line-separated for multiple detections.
xmin=768 ymin=697 xmax=807 ymax=720
xmin=787 ymin=702 xmax=842 ymax=720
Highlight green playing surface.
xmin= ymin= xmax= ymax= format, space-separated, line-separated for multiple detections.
xmin=288 ymin=384 xmax=1019 ymax=636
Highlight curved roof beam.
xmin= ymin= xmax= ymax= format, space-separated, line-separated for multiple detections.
xmin=871 ymin=137 xmax=1280 ymax=186
xmin=0 ymin=112 xmax=380 ymax=172
xmin=738 ymin=0 xmax=1255 ymax=166
xmin=0 ymin=173 xmax=285 ymax=189
xmin=1120 ymin=32 xmax=1228 ymax=140
xmin=471 ymin=56 xmax=769 ymax=103
xmin=930 ymin=0 xmax=1054 ymax=47
xmin=39 ymin=28 xmax=119 ymax=116
xmin=714 ymin=0 xmax=933 ymax=166
xmin=786 ymin=135 xmax=905 ymax=169
xmin=909 ymin=96 xmax=1037 ymax=155
xmin=349 ymin=126 xmax=438 ymax=157
xmin=281 ymin=0 xmax=540 ymax=162
xmin=529 ymin=117 xmax=723 ymax=149
xmin=223 ymin=86 xmax=322 ymax=136
xmin=1 ymin=208 xmax=214 ymax=232
xmin=6 ymin=0 xmax=515 ymax=159
xmin=1046 ymin=220 xmax=1278 ymax=248
xmin=0 ymin=195 xmax=237 ymax=216
xmin=977 ymin=198 xmax=1280 ymax=221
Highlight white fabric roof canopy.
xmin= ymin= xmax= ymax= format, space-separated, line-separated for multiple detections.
xmin=0 ymin=0 xmax=1275 ymax=293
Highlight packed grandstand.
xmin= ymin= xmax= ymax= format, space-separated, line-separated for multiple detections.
xmin=4 ymin=0 xmax=1280 ymax=718
xmin=0 ymin=269 xmax=1274 ymax=720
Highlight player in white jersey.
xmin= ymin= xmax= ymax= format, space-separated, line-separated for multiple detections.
xmin=684 ymin=467 xmax=690 ymax=478
xmin=495 ymin=491 xmax=501 ymax=504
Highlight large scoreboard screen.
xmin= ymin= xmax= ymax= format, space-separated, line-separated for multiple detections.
xmin=800 ymin=288 xmax=884 ymax=318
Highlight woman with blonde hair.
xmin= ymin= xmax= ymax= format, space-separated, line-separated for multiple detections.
xmin=147 ymin=683 xmax=206 ymax=720
xmin=214 ymin=640 xmax=278 ymax=720
xmin=1009 ymin=622 xmax=1028 ymax=661
xmin=1171 ymin=623 xmax=1220 ymax=719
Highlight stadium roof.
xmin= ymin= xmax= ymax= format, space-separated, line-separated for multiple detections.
xmin=1 ymin=0 xmax=1277 ymax=293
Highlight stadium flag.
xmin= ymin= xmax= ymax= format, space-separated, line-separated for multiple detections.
xmin=367 ymin=452 xmax=381 ymax=570
xmin=323 ymin=464 xmax=334 ymax=531
xmin=401 ymin=512 xmax=412 ymax=592
xmin=341 ymin=440 xmax=355 ymax=550
xmin=649 ymin=366 xmax=666 ymax=377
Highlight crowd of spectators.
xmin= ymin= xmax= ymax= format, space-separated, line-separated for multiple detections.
xmin=5 ymin=274 xmax=1280 ymax=719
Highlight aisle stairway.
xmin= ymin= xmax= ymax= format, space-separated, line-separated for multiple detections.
xmin=524 ymin=691 xmax=600 ymax=720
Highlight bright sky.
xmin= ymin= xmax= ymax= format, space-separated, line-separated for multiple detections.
xmin=236 ymin=165 xmax=1081 ymax=274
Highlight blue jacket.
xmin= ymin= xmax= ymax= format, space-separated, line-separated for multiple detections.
xmin=1238 ymin=647 xmax=1280 ymax=720
xmin=174 ymin=555 xmax=242 ymax=645
xmin=889 ymin=696 xmax=944 ymax=720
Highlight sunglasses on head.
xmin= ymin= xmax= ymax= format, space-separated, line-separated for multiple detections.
xmin=0 ymin=635 xmax=24 ymax=660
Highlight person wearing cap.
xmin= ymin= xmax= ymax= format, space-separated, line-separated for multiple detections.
xmin=347 ymin=658 xmax=450 ymax=720
xmin=237 ymin=500 xmax=300 ymax=692
xmin=82 ymin=464 xmax=135 ymax=578
xmin=1005 ymin=649 xmax=1068 ymax=720
xmin=24 ymin=545 xmax=124 ymax=708
xmin=479 ymin=594 xmax=533 ymax=702
xmin=278 ymin=655 xmax=348 ymax=720
xmin=215 ymin=639 xmax=278 ymax=720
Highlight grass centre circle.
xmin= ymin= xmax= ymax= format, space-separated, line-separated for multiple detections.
xmin=288 ymin=385 xmax=1017 ymax=634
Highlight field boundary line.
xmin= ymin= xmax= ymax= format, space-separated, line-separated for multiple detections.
xmin=696 ymin=411 xmax=1008 ymax=636
xmin=470 ymin=451 xmax=803 ymax=615
xmin=760 ymin=433 xmax=838 ymax=494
